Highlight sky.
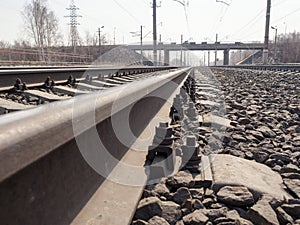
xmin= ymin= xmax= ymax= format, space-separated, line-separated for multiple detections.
xmin=0 ymin=0 xmax=299 ymax=46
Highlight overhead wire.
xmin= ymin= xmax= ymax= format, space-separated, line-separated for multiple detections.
xmin=272 ymin=7 xmax=300 ymax=23
xmin=237 ymin=6 xmax=300 ymax=41
xmin=229 ymin=0 xmax=292 ymax=40
xmin=112 ymin=0 xmax=143 ymax=25
xmin=211 ymin=0 xmax=232 ymax=40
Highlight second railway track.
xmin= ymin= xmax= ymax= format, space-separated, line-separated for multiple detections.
xmin=0 ymin=66 xmax=177 ymax=114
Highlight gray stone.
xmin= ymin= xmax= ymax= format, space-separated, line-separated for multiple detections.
xmin=210 ymin=202 xmax=226 ymax=209
xmin=182 ymin=199 xmax=193 ymax=210
xmin=216 ymin=186 xmax=254 ymax=207
xmin=265 ymin=159 xmax=278 ymax=167
xmin=276 ymin=207 xmax=294 ymax=225
xmin=148 ymin=216 xmax=170 ymax=225
xmin=245 ymin=151 xmax=254 ymax=160
xmin=236 ymin=218 xmax=254 ymax=225
xmin=229 ymin=149 xmax=245 ymax=158
xmin=132 ymin=219 xmax=149 ymax=225
xmin=173 ymin=187 xmax=191 ymax=204
xmin=202 ymin=197 xmax=214 ymax=207
xmin=175 ymin=221 xmax=184 ymax=225
xmin=189 ymin=188 xmax=204 ymax=199
xmin=192 ymin=199 xmax=205 ymax=209
xmin=160 ymin=196 xmax=167 ymax=201
xmin=214 ymin=217 xmax=235 ymax=224
xmin=204 ymin=188 xmax=215 ymax=197
xmin=253 ymin=151 xmax=269 ymax=163
xmin=280 ymin=164 xmax=300 ymax=174
xmin=270 ymin=153 xmax=292 ymax=164
xmin=226 ymin=209 xmax=240 ymax=219
xmin=257 ymin=126 xmax=276 ymax=138
xmin=152 ymin=183 xmax=170 ymax=197
xmin=281 ymin=173 xmax=300 ymax=179
xmin=281 ymin=204 xmax=300 ymax=219
xmin=232 ymin=134 xmax=247 ymax=142
xmin=248 ymin=198 xmax=279 ymax=225
xmin=231 ymin=103 xmax=245 ymax=110
xmin=161 ymin=201 xmax=181 ymax=225
xmin=181 ymin=208 xmax=191 ymax=217
xmin=202 ymin=207 xmax=228 ymax=220
xmin=225 ymin=210 xmax=254 ymax=225
xmin=247 ymin=130 xmax=265 ymax=141
xmin=182 ymin=210 xmax=209 ymax=225
xmin=135 ymin=197 xmax=162 ymax=221
xmin=210 ymin=154 xmax=287 ymax=201
xmin=238 ymin=117 xmax=251 ymax=125
xmin=166 ymin=171 xmax=194 ymax=190
xmin=284 ymin=179 xmax=300 ymax=198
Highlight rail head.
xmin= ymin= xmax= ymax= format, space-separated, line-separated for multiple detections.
xmin=0 ymin=68 xmax=191 ymax=182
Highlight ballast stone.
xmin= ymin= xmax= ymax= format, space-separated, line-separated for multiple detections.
xmin=210 ymin=154 xmax=289 ymax=200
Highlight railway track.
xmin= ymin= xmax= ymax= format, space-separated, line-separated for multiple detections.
xmin=216 ymin=64 xmax=300 ymax=72
xmin=1 ymin=65 xmax=299 ymax=225
xmin=0 ymin=66 xmax=177 ymax=114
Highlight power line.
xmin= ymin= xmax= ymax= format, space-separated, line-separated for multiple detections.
xmin=272 ymin=7 xmax=300 ymax=23
xmin=112 ymin=0 xmax=142 ymax=24
xmin=230 ymin=0 xmax=292 ymax=40
xmin=238 ymin=6 xmax=300 ymax=40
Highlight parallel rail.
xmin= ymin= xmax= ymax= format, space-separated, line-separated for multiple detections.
xmin=0 ymin=67 xmax=191 ymax=225
xmin=0 ymin=66 xmax=177 ymax=88
xmin=215 ymin=64 xmax=300 ymax=72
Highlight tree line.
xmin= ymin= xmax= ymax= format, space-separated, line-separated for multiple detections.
xmin=276 ymin=32 xmax=300 ymax=63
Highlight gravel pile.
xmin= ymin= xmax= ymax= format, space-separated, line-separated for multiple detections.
xmin=131 ymin=68 xmax=300 ymax=225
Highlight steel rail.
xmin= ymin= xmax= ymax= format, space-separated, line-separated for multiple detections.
xmin=0 ymin=68 xmax=188 ymax=182
xmin=0 ymin=65 xmax=177 ymax=88
xmin=0 ymin=67 xmax=191 ymax=225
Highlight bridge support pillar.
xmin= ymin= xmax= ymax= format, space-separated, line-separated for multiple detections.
xmin=164 ymin=50 xmax=170 ymax=66
xmin=223 ymin=49 xmax=230 ymax=65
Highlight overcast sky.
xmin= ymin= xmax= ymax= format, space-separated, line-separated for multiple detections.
xmin=0 ymin=0 xmax=299 ymax=45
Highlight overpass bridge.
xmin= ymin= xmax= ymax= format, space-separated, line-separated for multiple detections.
xmin=127 ymin=42 xmax=264 ymax=65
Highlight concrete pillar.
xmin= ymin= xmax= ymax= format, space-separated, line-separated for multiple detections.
xmin=223 ymin=49 xmax=230 ymax=65
xmin=164 ymin=49 xmax=170 ymax=66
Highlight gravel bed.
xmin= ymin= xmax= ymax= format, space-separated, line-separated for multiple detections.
xmin=0 ymin=87 xmax=72 ymax=106
xmin=131 ymin=68 xmax=300 ymax=225
xmin=0 ymin=91 xmax=48 ymax=106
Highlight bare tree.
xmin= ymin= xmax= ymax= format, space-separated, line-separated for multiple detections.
xmin=0 ymin=41 xmax=11 ymax=48
xmin=84 ymin=30 xmax=98 ymax=46
xmin=22 ymin=0 xmax=61 ymax=61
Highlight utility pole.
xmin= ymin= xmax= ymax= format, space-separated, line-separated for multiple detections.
xmin=263 ymin=0 xmax=271 ymax=64
xmin=141 ymin=25 xmax=143 ymax=64
xmin=208 ymin=51 xmax=210 ymax=66
xmin=180 ymin=34 xmax=183 ymax=66
xmin=159 ymin=34 xmax=162 ymax=65
xmin=130 ymin=26 xmax=144 ymax=64
xmin=153 ymin=0 xmax=158 ymax=66
xmin=215 ymin=33 xmax=218 ymax=66
xmin=271 ymin=26 xmax=278 ymax=62
xmin=98 ymin=26 xmax=104 ymax=57
xmin=114 ymin=27 xmax=116 ymax=45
